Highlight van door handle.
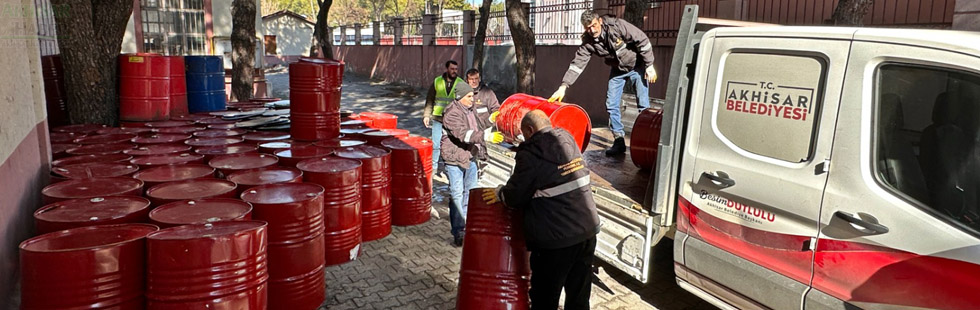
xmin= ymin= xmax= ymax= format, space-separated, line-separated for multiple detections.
xmin=701 ymin=171 xmax=735 ymax=188
xmin=834 ymin=211 xmax=889 ymax=234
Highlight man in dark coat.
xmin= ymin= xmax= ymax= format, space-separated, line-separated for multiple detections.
xmin=483 ymin=110 xmax=600 ymax=310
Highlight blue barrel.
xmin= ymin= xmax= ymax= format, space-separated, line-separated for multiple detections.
xmin=185 ymin=56 xmax=226 ymax=113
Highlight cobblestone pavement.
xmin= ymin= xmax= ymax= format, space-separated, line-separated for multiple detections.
xmin=267 ymin=69 xmax=717 ymax=310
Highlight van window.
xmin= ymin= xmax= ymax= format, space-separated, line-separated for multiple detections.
xmin=875 ymin=64 xmax=980 ymax=231
xmin=716 ymin=53 xmax=824 ymax=162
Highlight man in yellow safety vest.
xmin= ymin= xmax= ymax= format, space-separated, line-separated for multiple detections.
xmin=424 ymin=60 xmax=465 ymax=175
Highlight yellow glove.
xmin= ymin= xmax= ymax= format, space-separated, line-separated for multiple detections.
xmin=489 ymin=111 xmax=500 ymax=123
xmin=483 ymin=129 xmax=504 ymax=144
xmin=645 ymin=65 xmax=658 ymax=84
xmin=482 ymin=188 xmax=500 ymax=204
xmin=548 ymin=84 xmax=568 ymax=102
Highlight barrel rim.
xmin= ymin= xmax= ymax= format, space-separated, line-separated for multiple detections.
xmin=20 ymin=223 xmax=159 ymax=253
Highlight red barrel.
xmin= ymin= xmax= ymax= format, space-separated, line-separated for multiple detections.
xmin=130 ymin=152 xmax=206 ymax=168
xmin=51 ymin=124 xmax=107 ymax=135
xmin=227 ymin=167 xmax=304 ymax=195
xmin=341 ymin=119 xmax=371 ymax=129
xmin=33 ymin=196 xmax=152 ymax=234
xmin=207 ymin=123 xmax=238 ymax=130
xmin=52 ymin=162 xmax=139 ymax=179
xmin=146 ymin=221 xmax=268 ymax=309
xmin=290 ymin=58 xmax=344 ymax=141
xmin=240 ymin=183 xmax=327 ymax=309
xmin=381 ymin=136 xmax=433 ymax=226
xmin=335 ymin=145 xmax=392 ymax=241
xmin=124 ymin=144 xmax=193 ymax=157
xmin=155 ymin=126 xmax=206 ymax=134
xmin=96 ymin=127 xmax=155 ymax=135
xmin=274 ymin=145 xmax=334 ymax=167
xmin=209 ymin=153 xmax=279 ymax=176
xmin=313 ymin=138 xmax=366 ymax=151
xmin=496 ymin=93 xmax=592 ymax=152
xmin=185 ymin=136 xmax=245 ymax=148
xmin=132 ymin=133 xmax=192 ymax=145
xmin=50 ymin=132 xmax=84 ymax=144
xmin=196 ymin=117 xmax=234 ymax=125
xmin=41 ymin=177 xmax=144 ymax=205
xmin=296 ymin=157 xmax=361 ymax=266
xmin=243 ymin=131 xmax=290 ymax=145
xmin=149 ymin=198 xmax=252 ymax=228
xmin=119 ymin=53 xmax=170 ymax=121
xmin=145 ymin=179 xmax=237 ymax=206
xmin=357 ymin=112 xmax=398 ymax=129
xmin=173 ymin=113 xmax=215 ymax=121
xmin=339 ymin=128 xmax=376 ymax=141
xmin=133 ymin=164 xmax=216 ymax=188
xmin=20 ymin=224 xmax=158 ymax=310
xmin=66 ymin=143 xmax=137 ymax=156
xmin=145 ymin=120 xmax=194 ymax=128
xmin=52 ymin=154 xmax=133 ymax=167
xmin=291 ymin=112 xmax=341 ymax=141
xmin=168 ymin=56 xmax=189 ymax=117
xmin=73 ymin=133 xmax=137 ymax=145
xmin=629 ymin=108 xmax=663 ymax=170
xmin=41 ymin=55 xmax=69 ymax=127
xmin=196 ymin=144 xmax=259 ymax=161
xmin=195 ymin=128 xmax=248 ymax=138
xmin=50 ymin=143 xmax=77 ymax=159
xmin=258 ymin=140 xmax=309 ymax=154
xmin=457 ymin=188 xmax=531 ymax=310
xmin=362 ymin=130 xmax=396 ymax=146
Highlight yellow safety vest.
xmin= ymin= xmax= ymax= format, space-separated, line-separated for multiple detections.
xmin=433 ymin=75 xmax=463 ymax=116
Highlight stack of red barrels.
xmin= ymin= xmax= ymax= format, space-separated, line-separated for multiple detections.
xmin=117 ymin=53 xmax=188 ymax=122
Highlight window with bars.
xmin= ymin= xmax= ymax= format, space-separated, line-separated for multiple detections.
xmin=141 ymin=0 xmax=207 ymax=55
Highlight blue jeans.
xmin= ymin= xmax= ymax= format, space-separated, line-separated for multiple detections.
xmin=431 ymin=120 xmax=443 ymax=170
xmin=446 ymin=161 xmax=478 ymax=238
xmin=607 ymin=67 xmax=650 ymax=137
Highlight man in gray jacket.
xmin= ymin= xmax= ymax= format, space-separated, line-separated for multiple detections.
xmin=548 ymin=10 xmax=657 ymax=156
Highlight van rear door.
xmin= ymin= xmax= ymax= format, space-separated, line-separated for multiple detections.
xmin=675 ymin=29 xmax=851 ymax=309
xmin=805 ymin=30 xmax=980 ymax=310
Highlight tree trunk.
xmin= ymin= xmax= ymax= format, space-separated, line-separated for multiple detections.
xmin=471 ymin=0 xmax=492 ymax=71
xmin=505 ymin=0 xmax=534 ymax=94
xmin=231 ymin=0 xmax=256 ymax=101
xmin=312 ymin=0 xmax=336 ymax=59
xmin=831 ymin=0 xmax=874 ymax=26
xmin=51 ymin=0 xmax=133 ymax=125
xmin=623 ymin=0 xmax=645 ymax=28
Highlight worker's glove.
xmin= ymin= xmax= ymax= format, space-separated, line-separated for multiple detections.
xmin=645 ymin=65 xmax=658 ymax=84
xmin=481 ymin=187 xmax=500 ymax=205
xmin=489 ymin=111 xmax=500 ymax=123
xmin=548 ymin=84 xmax=568 ymax=102
xmin=483 ymin=129 xmax=504 ymax=144
xmin=423 ymin=116 xmax=431 ymax=128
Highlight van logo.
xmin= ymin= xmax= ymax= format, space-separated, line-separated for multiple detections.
xmin=699 ymin=190 xmax=776 ymax=223
xmin=724 ymin=81 xmax=814 ymax=121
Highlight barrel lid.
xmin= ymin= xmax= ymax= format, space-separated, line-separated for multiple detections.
xmin=334 ymin=145 xmax=390 ymax=159
xmin=131 ymin=153 xmax=204 ymax=166
xmin=209 ymin=153 xmax=278 ymax=170
xmin=195 ymin=144 xmax=258 ymax=156
xmin=259 ymin=141 xmax=307 ymax=151
xmin=51 ymin=124 xmax=107 ymax=134
xmin=298 ymin=57 xmax=330 ymax=64
xmin=133 ymin=164 xmax=215 ymax=183
xmin=124 ymin=144 xmax=193 ymax=156
xmin=363 ymin=130 xmax=395 ymax=140
xmin=51 ymin=143 xmax=79 ymax=154
xmin=380 ymin=128 xmax=410 ymax=137
xmin=196 ymin=118 xmax=235 ymax=125
xmin=194 ymin=129 xmax=248 ymax=138
xmin=42 ymin=177 xmax=144 ymax=200
xmin=53 ymin=154 xmax=133 ymax=167
xmin=358 ymin=111 xmax=397 ymax=120
xmin=171 ymin=114 xmax=214 ymax=121
xmin=227 ymin=167 xmax=303 ymax=186
xmin=147 ymin=220 xmax=266 ymax=241
xmin=381 ymin=135 xmax=432 ymax=150
xmin=67 ymin=143 xmax=136 ymax=155
xmin=185 ymin=137 xmax=245 ymax=147
xmin=144 ymin=120 xmax=194 ymax=128
xmin=296 ymin=156 xmax=361 ymax=173
xmin=20 ymin=223 xmax=159 ymax=253
xmin=146 ymin=179 xmax=237 ymax=201
xmin=132 ymin=133 xmax=192 ymax=144
xmin=250 ymin=97 xmax=282 ymax=103
xmin=50 ymin=132 xmax=85 ymax=144
xmin=274 ymin=145 xmax=333 ymax=159
xmin=155 ymin=126 xmax=207 ymax=134
xmin=340 ymin=120 xmax=370 ymax=127
xmin=240 ymin=183 xmax=325 ymax=205
xmin=339 ymin=128 xmax=377 ymax=135
xmin=150 ymin=198 xmax=252 ymax=225
xmin=35 ymin=196 xmax=151 ymax=224
xmin=314 ymin=139 xmax=366 ymax=149
xmin=95 ymin=127 xmax=154 ymax=135
xmin=243 ymin=131 xmax=290 ymax=142
xmin=206 ymin=123 xmax=238 ymax=129
xmin=52 ymin=162 xmax=139 ymax=179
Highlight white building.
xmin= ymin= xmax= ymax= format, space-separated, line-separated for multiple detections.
xmin=263 ymin=10 xmax=315 ymax=66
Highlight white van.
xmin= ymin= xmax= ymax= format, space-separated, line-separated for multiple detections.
xmin=484 ymin=5 xmax=980 ymax=309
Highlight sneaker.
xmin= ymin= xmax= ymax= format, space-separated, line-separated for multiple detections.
xmin=605 ymin=137 xmax=627 ymax=156
xmin=453 ymin=235 xmax=464 ymax=247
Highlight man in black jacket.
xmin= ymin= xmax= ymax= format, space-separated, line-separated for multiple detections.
xmin=548 ymin=10 xmax=657 ymax=156
xmin=484 ymin=110 xmax=600 ymax=310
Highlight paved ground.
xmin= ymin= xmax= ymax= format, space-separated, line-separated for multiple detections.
xmin=268 ymin=68 xmax=716 ymax=310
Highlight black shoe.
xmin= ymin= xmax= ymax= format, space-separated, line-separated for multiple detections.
xmin=453 ymin=235 xmax=464 ymax=247
xmin=605 ymin=137 xmax=626 ymax=156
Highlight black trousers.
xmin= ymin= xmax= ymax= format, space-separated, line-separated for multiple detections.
xmin=528 ymin=236 xmax=597 ymax=310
